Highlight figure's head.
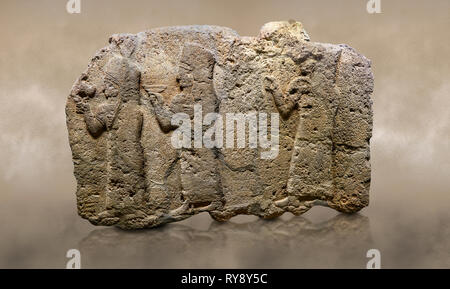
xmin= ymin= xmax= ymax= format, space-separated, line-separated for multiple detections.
xmin=104 ymin=74 xmax=119 ymax=98
xmin=287 ymin=76 xmax=311 ymax=102
xmin=103 ymin=56 xmax=141 ymax=101
xmin=176 ymin=61 xmax=194 ymax=89
xmin=176 ymin=43 xmax=215 ymax=88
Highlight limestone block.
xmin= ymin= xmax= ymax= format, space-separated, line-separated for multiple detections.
xmin=66 ymin=21 xmax=373 ymax=229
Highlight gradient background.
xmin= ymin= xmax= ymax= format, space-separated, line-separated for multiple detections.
xmin=0 ymin=0 xmax=448 ymax=268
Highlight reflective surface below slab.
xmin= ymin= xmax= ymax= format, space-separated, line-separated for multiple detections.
xmin=0 ymin=197 xmax=448 ymax=268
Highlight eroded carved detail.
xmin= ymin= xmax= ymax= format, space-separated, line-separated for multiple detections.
xmin=66 ymin=21 xmax=373 ymax=229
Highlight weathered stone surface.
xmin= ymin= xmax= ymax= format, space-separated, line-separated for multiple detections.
xmin=66 ymin=21 xmax=373 ymax=229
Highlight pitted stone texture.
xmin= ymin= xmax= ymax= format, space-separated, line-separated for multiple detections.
xmin=66 ymin=21 xmax=373 ymax=229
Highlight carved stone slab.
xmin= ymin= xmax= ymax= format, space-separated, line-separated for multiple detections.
xmin=66 ymin=22 xmax=373 ymax=229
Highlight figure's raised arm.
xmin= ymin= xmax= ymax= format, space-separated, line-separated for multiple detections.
xmin=142 ymin=84 xmax=177 ymax=133
xmin=72 ymin=95 xmax=106 ymax=137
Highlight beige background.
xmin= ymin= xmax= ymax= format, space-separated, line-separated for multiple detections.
xmin=0 ymin=0 xmax=448 ymax=268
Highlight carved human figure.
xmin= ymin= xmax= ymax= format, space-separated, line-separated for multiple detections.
xmin=144 ymin=44 xmax=223 ymax=218
xmin=74 ymin=56 xmax=146 ymax=220
xmin=264 ymin=75 xmax=332 ymax=214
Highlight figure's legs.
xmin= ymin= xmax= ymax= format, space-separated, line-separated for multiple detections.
xmin=287 ymin=139 xmax=333 ymax=200
xmin=105 ymin=107 xmax=146 ymax=213
xmin=284 ymin=89 xmax=335 ymax=213
xmin=180 ymin=149 xmax=221 ymax=209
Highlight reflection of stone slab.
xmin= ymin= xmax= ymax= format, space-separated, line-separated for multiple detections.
xmin=66 ymin=21 xmax=373 ymax=229
xmin=79 ymin=214 xmax=372 ymax=268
